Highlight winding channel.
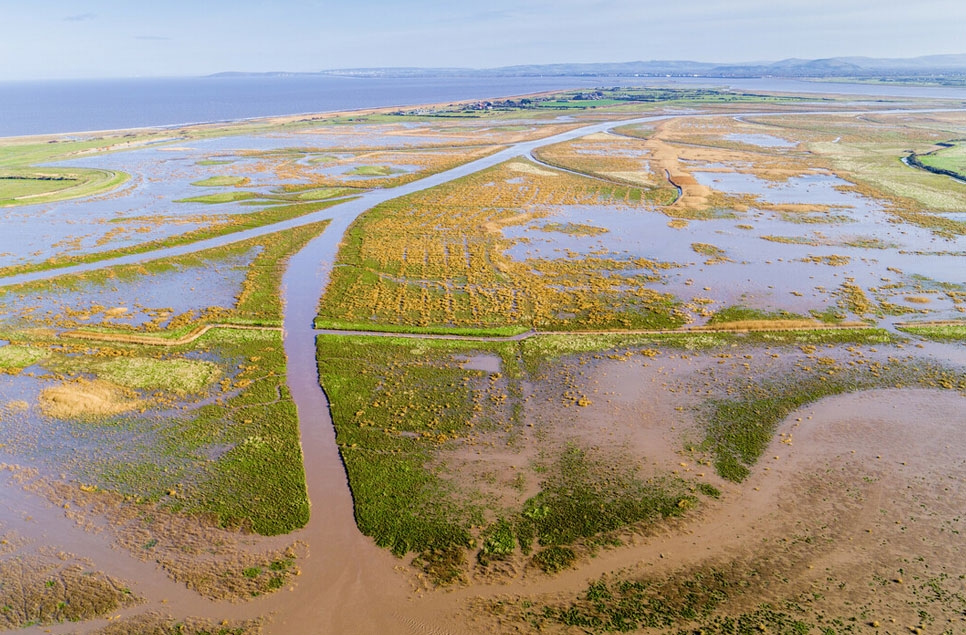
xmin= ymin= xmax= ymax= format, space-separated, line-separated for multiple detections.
xmin=3 ymin=104 xmax=963 ymax=633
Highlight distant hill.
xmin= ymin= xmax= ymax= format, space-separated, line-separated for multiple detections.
xmin=209 ymin=55 xmax=966 ymax=80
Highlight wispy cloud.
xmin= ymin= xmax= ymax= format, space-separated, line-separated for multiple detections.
xmin=136 ymin=35 xmax=171 ymax=41
xmin=64 ymin=12 xmax=96 ymax=22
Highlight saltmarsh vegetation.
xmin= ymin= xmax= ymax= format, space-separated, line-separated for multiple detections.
xmin=241 ymin=144 xmax=502 ymax=191
xmin=317 ymin=334 xmax=698 ymax=581
xmin=317 ymin=335 xmax=502 ymax=555
xmin=1 ymin=220 xmax=332 ymax=535
xmin=0 ymin=199 xmax=343 ymax=279
xmin=317 ymin=315 xmax=965 ymax=583
xmin=897 ymin=321 xmax=966 ymax=341
xmin=703 ymin=360 xmax=966 ymax=482
xmin=501 ymin=553 xmax=863 ymax=633
xmin=9 ymin=218 xmax=331 ymax=331
xmin=50 ymin=332 xmax=308 ymax=535
xmin=532 ymin=135 xmax=678 ymax=202
xmin=742 ymin=113 xmax=966 ymax=237
xmin=318 ymin=159 xmax=686 ymax=333
xmin=162 ymin=327 xmax=309 ymax=535
xmin=48 ymin=330 xmax=309 ymax=534
xmin=0 ymin=555 xmax=139 ymax=630
xmin=0 ymin=344 xmax=50 ymax=372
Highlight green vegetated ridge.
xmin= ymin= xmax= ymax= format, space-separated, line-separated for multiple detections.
xmin=907 ymin=140 xmax=966 ymax=182
xmin=503 ymin=542 xmax=966 ymax=634
xmin=0 ymin=168 xmax=129 ymax=207
xmin=0 ymin=132 xmax=142 ymax=207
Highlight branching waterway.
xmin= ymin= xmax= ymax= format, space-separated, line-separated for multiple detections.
xmin=5 ymin=104 xmax=964 ymax=633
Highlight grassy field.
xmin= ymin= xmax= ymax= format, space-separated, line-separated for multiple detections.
xmin=0 ymin=167 xmax=129 ymax=207
xmin=916 ymin=140 xmax=966 ymax=179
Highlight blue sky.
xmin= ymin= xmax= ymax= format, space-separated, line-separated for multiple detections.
xmin=3 ymin=0 xmax=965 ymax=80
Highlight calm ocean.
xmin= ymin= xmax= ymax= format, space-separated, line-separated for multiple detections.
xmin=2 ymin=75 xmax=965 ymax=138
xmin=0 ymin=75 xmax=617 ymax=138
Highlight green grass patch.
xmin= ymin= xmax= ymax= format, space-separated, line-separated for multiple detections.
xmin=96 ymin=357 xmax=220 ymax=394
xmin=318 ymin=336 xmax=504 ymax=555
xmin=532 ymin=546 xmax=576 ymax=573
xmin=707 ymin=305 xmax=808 ymax=325
xmin=176 ymin=191 xmax=258 ymax=204
xmin=520 ymin=332 xmax=735 ymax=374
xmin=704 ymin=362 xmax=966 ymax=482
xmin=742 ymin=327 xmax=897 ymax=346
xmin=897 ymin=322 xmax=966 ymax=341
xmin=478 ymin=518 xmax=517 ymax=565
xmin=528 ymin=568 xmax=813 ymax=632
xmin=347 ymin=165 xmax=402 ymax=177
xmin=518 ymin=446 xmax=692 ymax=548
xmin=913 ymin=141 xmax=966 ymax=180
xmin=170 ymin=330 xmax=309 ymax=535
xmin=696 ymin=482 xmax=721 ymax=499
xmin=190 ymin=176 xmax=251 ymax=187
xmin=690 ymin=242 xmax=728 ymax=259
xmin=0 ymin=345 xmax=49 ymax=371
xmin=291 ymin=187 xmax=357 ymax=201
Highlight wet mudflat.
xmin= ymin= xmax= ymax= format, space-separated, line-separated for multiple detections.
xmin=0 ymin=90 xmax=963 ymax=633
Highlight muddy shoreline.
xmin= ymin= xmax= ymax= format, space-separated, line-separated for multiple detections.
xmin=3 ymin=99 xmax=965 ymax=633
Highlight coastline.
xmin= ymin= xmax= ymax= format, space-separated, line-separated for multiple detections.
xmin=0 ymin=88 xmax=572 ymax=144
xmin=11 ymin=74 xmax=966 ymax=143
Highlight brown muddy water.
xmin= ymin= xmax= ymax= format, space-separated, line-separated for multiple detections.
xmin=5 ymin=114 xmax=686 ymax=633
xmin=3 ymin=105 xmax=965 ymax=633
